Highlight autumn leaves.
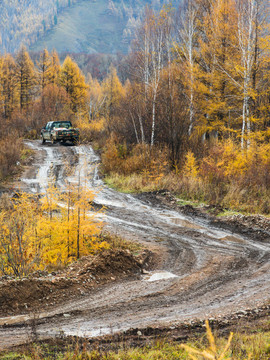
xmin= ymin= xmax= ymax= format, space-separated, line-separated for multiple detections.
xmin=0 ymin=177 xmax=106 ymax=276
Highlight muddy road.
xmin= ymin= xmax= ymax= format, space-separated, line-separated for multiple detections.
xmin=0 ymin=141 xmax=270 ymax=350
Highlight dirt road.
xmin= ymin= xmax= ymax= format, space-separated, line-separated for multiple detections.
xmin=0 ymin=141 xmax=269 ymax=350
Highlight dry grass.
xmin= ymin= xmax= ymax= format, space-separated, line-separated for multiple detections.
xmin=103 ymin=140 xmax=270 ymax=215
xmin=0 ymin=136 xmax=22 ymax=181
xmin=1 ymin=325 xmax=270 ymax=359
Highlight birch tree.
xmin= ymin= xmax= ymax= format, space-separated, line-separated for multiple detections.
xmin=132 ymin=7 xmax=170 ymax=146
xmin=176 ymin=0 xmax=198 ymax=136
xmin=236 ymin=0 xmax=260 ymax=148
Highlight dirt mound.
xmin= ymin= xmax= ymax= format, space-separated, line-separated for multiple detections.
xmin=211 ymin=214 xmax=270 ymax=242
xmin=150 ymin=191 xmax=270 ymax=242
xmin=224 ymin=214 xmax=270 ymax=232
xmin=0 ymin=249 xmax=150 ymax=317
xmin=75 ymin=250 xmax=143 ymax=278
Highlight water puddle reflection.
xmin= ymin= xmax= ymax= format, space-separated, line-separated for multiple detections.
xmin=144 ymin=271 xmax=178 ymax=282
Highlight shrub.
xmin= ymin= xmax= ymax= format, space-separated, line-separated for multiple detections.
xmin=0 ymin=136 xmax=22 ymax=180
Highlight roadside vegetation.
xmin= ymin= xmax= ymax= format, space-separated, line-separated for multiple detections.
xmin=102 ymin=139 xmax=270 ymax=214
xmin=94 ymin=1 xmax=270 ymax=216
xmin=0 ymin=47 xmax=88 ymax=181
xmin=1 ymin=321 xmax=270 ymax=359
xmin=0 ymin=181 xmax=105 ymax=276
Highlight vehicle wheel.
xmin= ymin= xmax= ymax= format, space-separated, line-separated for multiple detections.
xmin=72 ymin=138 xmax=78 ymax=146
xmin=41 ymin=135 xmax=46 ymax=144
xmin=51 ymin=136 xmax=55 ymax=145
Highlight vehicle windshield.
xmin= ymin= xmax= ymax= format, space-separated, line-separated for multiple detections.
xmin=53 ymin=122 xmax=72 ymax=129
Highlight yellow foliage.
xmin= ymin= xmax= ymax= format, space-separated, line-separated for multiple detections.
xmin=102 ymin=137 xmax=169 ymax=184
xmin=60 ymin=55 xmax=89 ymax=114
xmin=183 ymin=151 xmax=199 ymax=179
xmin=181 ymin=320 xmax=234 ymax=360
xmin=0 ymin=182 xmax=105 ymax=276
xmin=78 ymin=118 xmax=105 ymax=133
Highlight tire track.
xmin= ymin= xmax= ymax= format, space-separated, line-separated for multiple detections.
xmin=0 ymin=140 xmax=269 ymax=350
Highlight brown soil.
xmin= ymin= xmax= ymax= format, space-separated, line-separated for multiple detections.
xmin=0 ymin=249 xmax=151 ymax=317
xmin=137 ymin=190 xmax=270 ymax=242
xmin=7 ymin=304 xmax=270 ymax=355
xmin=0 ymin=142 xmax=269 ymax=352
xmin=89 ymin=305 xmax=270 ymax=350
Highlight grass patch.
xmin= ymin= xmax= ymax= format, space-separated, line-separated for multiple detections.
xmin=99 ymin=232 xmax=142 ymax=255
xmin=1 ymin=329 xmax=270 ymax=359
xmin=175 ymin=197 xmax=205 ymax=208
xmin=20 ymin=147 xmax=34 ymax=162
xmin=216 ymin=210 xmax=243 ymax=217
xmin=104 ymin=171 xmax=270 ymax=216
xmin=104 ymin=173 xmax=160 ymax=194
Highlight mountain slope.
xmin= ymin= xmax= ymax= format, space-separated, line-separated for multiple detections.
xmin=31 ymin=0 xmax=132 ymax=54
xmin=0 ymin=0 xmax=177 ymax=55
xmin=0 ymin=0 xmax=80 ymax=53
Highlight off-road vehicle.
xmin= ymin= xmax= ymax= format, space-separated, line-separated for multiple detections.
xmin=41 ymin=121 xmax=79 ymax=145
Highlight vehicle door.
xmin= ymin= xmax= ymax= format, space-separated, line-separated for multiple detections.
xmin=43 ymin=122 xmax=53 ymax=140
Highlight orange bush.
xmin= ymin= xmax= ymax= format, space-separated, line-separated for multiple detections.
xmin=102 ymin=135 xmax=169 ymax=179
xmin=0 ymin=136 xmax=22 ymax=180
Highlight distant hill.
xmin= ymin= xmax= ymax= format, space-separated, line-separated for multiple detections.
xmin=0 ymin=0 xmax=80 ymax=53
xmin=0 ymin=0 xmax=177 ymax=55
xmin=31 ymin=0 xmax=176 ymax=54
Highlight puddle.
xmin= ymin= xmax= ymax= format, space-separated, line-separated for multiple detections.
xmin=0 ymin=314 xmax=31 ymax=326
xmin=170 ymin=218 xmax=203 ymax=230
xmin=144 ymin=271 xmax=178 ymax=282
xmin=62 ymin=326 xmax=119 ymax=338
xmin=219 ymin=235 xmax=245 ymax=244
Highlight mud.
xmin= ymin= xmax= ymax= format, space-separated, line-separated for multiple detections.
xmin=0 ymin=140 xmax=269 ymax=351
xmin=137 ymin=190 xmax=270 ymax=242
xmin=0 ymin=249 xmax=147 ymax=317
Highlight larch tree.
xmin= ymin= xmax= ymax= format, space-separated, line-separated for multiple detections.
xmin=197 ymin=0 xmax=238 ymax=139
xmin=37 ymin=49 xmax=52 ymax=90
xmin=48 ymin=49 xmax=61 ymax=86
xmin=15 ymin=47 xmax=36 ymax=110
xmin=60 ymin=55 xmax=88 ymax=115
xmin=101 ymin=66 xmax=124 ymax=133
xmin=0 ymin=54 xmax=18 ymax=118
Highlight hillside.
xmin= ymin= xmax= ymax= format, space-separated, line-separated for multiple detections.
xmin=31 ymin=0 xmax=133 ymax=54
xmin=0 ymin=0 xmax=176 ymax=55
xmin=0 ymin=0 xmax=80 ymax=53
xmin=30 ymin=0 xmax=173 ymax=54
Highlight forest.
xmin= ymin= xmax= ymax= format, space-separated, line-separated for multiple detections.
xmin=0 ymin=0 xmax=79 ymax=53
xmin=0 ymin=0 xmax=175 ymax=54
xmin=0 ymin=0 xmax=270 ymax=216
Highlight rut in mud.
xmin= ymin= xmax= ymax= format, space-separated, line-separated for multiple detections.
xmin=0 ymin=140 xmax=269 ymax=350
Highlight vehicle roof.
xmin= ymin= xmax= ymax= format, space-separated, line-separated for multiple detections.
xmin=52 ymin=121 xmax=72 ymax=123
xmin=46 ymin=121 xmax=72 ymax=125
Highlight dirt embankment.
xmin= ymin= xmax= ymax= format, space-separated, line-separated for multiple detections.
xmin=0 ymin=249 xmax=151 ymax=317
xmin=137 ymin=190 xmax=270 ymax=242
